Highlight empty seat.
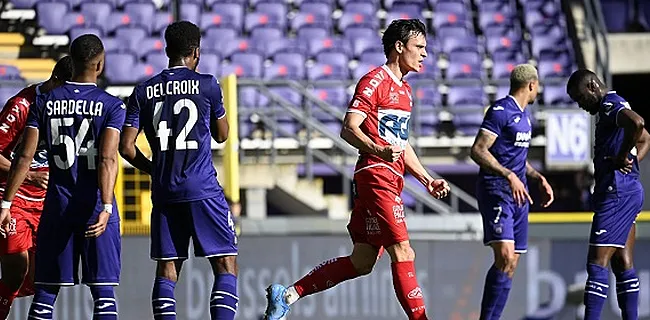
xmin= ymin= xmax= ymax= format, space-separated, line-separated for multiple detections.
xmin=245 ymin=12 xmax=284 ymax=33
xmin=105 ymin=52 xmax=144 ymax=84
xmin=300 ymin=2 xmax=332 ymax=17
xmin=343 ymin=1 xmax=376 ymax=15
xmin=238 ymin=87 xmax=259 ymax=109
xmin=180 ymin=3 xmax=201 ymax=25
xmin=452 ymin=108 xmax=485 ymax=136
xmin=265 ymin=53 xmax=305 ymax=80
xmin=542 ymin=85 xmax=574 ymax=106
xmin=491 ymin=61 xmax=518 ymax=80
xmin=337 ymin=12 xmax=377 ymax=31
xmin=353 ymin=62 xmax=379 ymax=80
xmin=10 ymin=0 xmax=39 ymax=9
xmin=291 ymin=12 xmax=332 ymax=31
xmin=211 ymin=3 xmax=244 ymax=31
xmin=124 ymin=2 xmax=155 ymax=33
xmin=251 ymin=27 xmax=283 ymax=41
xmin=206 ymin=37 xmax=255 ymax=59
xmin=308 ymin=37 xmax=352 ymax=57
xmin=359 ymin=52 xmax=386 ymax=66
xmin=441 ymin=35 xmax=480 ymax=55
xmin=80 ymin=2 xmax=112 ymax=30
xmin=538 ymin=60 xmax=570 ymax=78
xmin=256 ymin=2 xmax=288 ymax=24
xmin=414 ymin=86 xmax=442 ymax=107
xmin=144 ymin=52 xmax=168 ymax=73
xmin=405 ymin=58 xmax=437 ymax=80
xmin=37 ymin=2 xmax=83 ymax=35
xmin=230 ymin=52 xmax=264 ymax=78
xmin=297 ymin=26 xmax=330 ymax=42
xmin=448 ymin=86 xmax=487 ymax=107
xmin=0 ymin=65 xmax=22 ymax=80
xmin=262 ymin=38 xmax=308 ymax=58
xmin=154 ymin=12 xmax=174 ymax=34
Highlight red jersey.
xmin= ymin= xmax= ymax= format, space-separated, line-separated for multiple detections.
xmin=347 ymin=65 xmax=413 ymax=186
xmin=0 ymin=84 xmax=48 ymax=203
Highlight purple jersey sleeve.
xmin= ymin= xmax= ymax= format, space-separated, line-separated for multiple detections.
xmin=105 ymin=100 xmax=126 ymax=132
xmin=602 ymin=100 xmax=631 ymax=126
xmin=209 ymin=77 xmax=226 ymax=120
xmin=124 ymin=87 xmax=141 ymax=129
xmin=480 ymin=105 xmax=508 ymax=137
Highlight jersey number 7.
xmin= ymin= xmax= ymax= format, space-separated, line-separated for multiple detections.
xmin=153 ymin=99 xmax=199 ymax=152
xmin=50 ymin=117 xmax=96 ymax=170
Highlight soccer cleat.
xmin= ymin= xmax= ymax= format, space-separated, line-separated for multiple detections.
xmin=264 ymin=284 xmax=290 ymax=320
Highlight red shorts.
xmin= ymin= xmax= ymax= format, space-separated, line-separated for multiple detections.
xmin=347 ymin=169 xmax=408 ymax=248
xmin=0 ymin=197 xmax=42 ymax=255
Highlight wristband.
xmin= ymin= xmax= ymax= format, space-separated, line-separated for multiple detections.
xmin=103 ymin=204 xmax=113 ymax=214
xmin=1 ymin=201 xmax=11 ymax=209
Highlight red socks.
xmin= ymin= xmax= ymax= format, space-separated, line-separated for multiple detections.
xmin=392 ymin=261 xmax=428 ymax=320
xmin=293 ymin=256 xmax=359 ymax=297
xmin=0 ymin=282 xmax=20 ymax=319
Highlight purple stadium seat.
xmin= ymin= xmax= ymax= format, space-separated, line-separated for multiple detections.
xmin=385 ymin=12 xmax=424 ymax=28
xmin=448 ymin=86 xmax=487 ymax=106
xmin=437 ymin=25 xmax=471 ymax=38
xmin=211 ymin=3 xmax=244 ymax=31
xmin=538 ymin=60 xmax=569 ymax=78
xmin=344 ymin=26 xmax=376 ymax=43
xmin=359 ymin=52 xmax=386 ymax=66
xmin=115 ymin=26 xmax=149 ymax=55
xmin=343 ymin=1 xmax=376 ymax=15
xmin=9 ymin=0 xmax=39 ymax=9
xmin=180 ymin=3 xmax=201 ymax=25
xmin=392 ymin=2 xmax=424 ymax=16
xmin=418 ymin=111 xmax=440 ymax=136
xmin=316 ymin=52 xmax=349 ymax=67
xmin=524 ymin=10 xmax=557 ymax=30
xmin=124 ymin=2 xmax=155 ymax=33
xmin=262 ymin=38 xmax=308 ymax=58
xmin=291 ymin=12 xmax=332 ymax=31
xmin=250 ymin=0 xmax=287 ymax=6
xmin=69 ymin=26 xmax=103 ymax=40
xmin=531 ymin=35 xmax=564 ymax=59
xmin=251 ymin=27 xmax=283 ymax=41
xmin=37 ymin=2 xmax=82 ymax=35
xmin=435 ymin=1 xmax=467 ymax=14
xmin=154 ymin=12 xmax=174 ymax=34
xmin=486 ymin=35 xmax=521 ymax=56
xmin=310 ymin=85 xmax=348 ymax=108
xmin=432 ymin=11 xmax=471 ymax=30
xmin=452 ymin=108 xmax=484 ymax=136
xmin=144 ymin=52 xmax=168 ymax=73
xmin=478 ymin=0 xmax=515 ymax=13
xmin=238 ymin=87 xmax=259 ymax=109
xmin=492 ymin=50 xmax=526 ymax=62
xmin=206 ymin=0 xmax=245 ymax=6
xmin=414 ymin=86 xmax=442 ymax=107
xmin=353 ymin=62 xmax=380 ymax=80
xmin=245 ymin=12 xmax=284 ymax=33
xmin=308 ymin=63 xmax=350 ymax=81
xmin=80 ymin=2 xmax=112 ymax=30
xmin=105 ymin=52 xmax=143 ymax=84
xmin=338 ymin=12 xmax=377 ymax=31
xmin=0 ymin=65 xmax=22 ymax=80
xmin=198 ymin=53 xmax=220 ymax=77
xmin=446 ymin=61 xmax=482 ymax=80
xmin=102 ymin=37 xmax=120 ymax=53
xmin=230 ymin=52 xmax=264 ymax=78
xmin=530 ymin=23 xmax=564 ymax=38
xmin=449 ymin=50 xmax=481 ymax=64
xmin=349 ymin=37 xmax=383 ymax=58
xmin=105 ymin=12 xmax=138 ymax=34
xmin=308 ymin=37 xmax=352 ymax=57
xmin=478 ymin=11 xmax=515 ymax=31
xmin=600 ymin=0 xmax=629 ymax=32
xmin=206 ymin=37 xmax=254 ymax=59
xmin=543 ymin=85 xmax=574 ymax=106
xmin=405 ymin=58 xmax=437 ymax=80
xmin=201 ymin=12 xmax=240 ymax=30
xmin=484 ymin=24 xmax=522 ymax=37
xmin=205 ymin=26 xmax=239 ymax=42
xmin=297 ymin=26 xmax=329 ymax=42
xmin=491 ymin=61 xmax=517 ymax=80
xmin=266 ymin=53 xmax=305 ymax=80
xmin=441 ymin=35 xmax=480 ymax=54
xmin=300 ymin=2 xmax=332 ymax=17
xmin=53 ymin=0 xmax=83 ymax=9
xmin=256 ymin=2 xmax=287 ymax=23
xmin=495 ymin=85 xmax=509 ymax=99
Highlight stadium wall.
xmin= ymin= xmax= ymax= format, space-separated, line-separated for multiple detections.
xmin=6 ymin=225 xmax=650 ymax=320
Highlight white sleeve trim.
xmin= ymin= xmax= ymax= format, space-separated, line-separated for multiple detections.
xmin=217 ymin=112 xmax=226 ymax=120
xmin=346 ymin=109 xmax=367 ymax=119
xmin=480 ymin=128 xmax=499 ymax=137
xmin=25 ymin=125 xmax=38 ymax=129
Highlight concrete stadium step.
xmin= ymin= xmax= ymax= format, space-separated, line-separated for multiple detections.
xmin=0 ymin=33 xmax=25 ymax=59
xmin=0 ymin=57 xmax=55 ymax=83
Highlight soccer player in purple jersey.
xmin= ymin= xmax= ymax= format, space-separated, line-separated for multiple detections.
xmin=470 ymin=64 xmax=554 ymax=319
xmin=119 ymin=21 xmax=238 ymax=320
xmin=0 ymin=34 xmax=124 ymax=320
xmin=567 ymin=69 xmax=650 ymax=320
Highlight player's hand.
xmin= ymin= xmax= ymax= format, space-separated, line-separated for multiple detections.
xmin=26 ymin=171 xmax=49 ymax=189
xmin=0 ymin=208 xmax=11 ymax=238
xmin=428 ymin=179 xmax=450 ymax=199
xmin=537 ymin=176 xmax=554 ymax=208
xmin=507 ymin=173 xmax=533 ymax=207
xmin=86 ymin=210 xmax=110 ymax=238
xmin=378 ymin=145 xmax=403 ymax=162
xmin=613 ymin=155 xmax=634 ymax=174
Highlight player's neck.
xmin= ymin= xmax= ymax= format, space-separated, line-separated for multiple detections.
xmin=168 ymin=58 xmax=191 ymax=69
xmin=70 ymin=72 xmax=97 ymax=84
xmin=385 ymin=61 xmax=404 ymax=81
xmin=509 ymin=92 xmax=528 ymax=111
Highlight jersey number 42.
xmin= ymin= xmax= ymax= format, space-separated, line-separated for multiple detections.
xmin=153 ymin=99 xmax=199 ymax=152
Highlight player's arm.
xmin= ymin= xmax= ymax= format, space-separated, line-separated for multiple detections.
xmin=210 ymin=77 xmax=228 ymax=143
xmin=404 ymin=143 xmax=449 ymax=198
xmin=526 ymin=161 xmax=554 ymax=207
xmin=525 ymin=161 xmax=543 ymax=181
xmin=470 ymin=131 xmax=511 ymax=178
xmin=635 ymin=128 xmax=650 ymax=162
xmin=616 ymin=108 xmax=645 ymax=172
xmin=210 ymin=114 xmax=228 ymax=143
xmin=119 ymin=127 xmax=152 ymax=175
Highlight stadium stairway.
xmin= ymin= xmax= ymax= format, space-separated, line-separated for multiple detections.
xmin=230 ymin=163 xmax=349 ymax=219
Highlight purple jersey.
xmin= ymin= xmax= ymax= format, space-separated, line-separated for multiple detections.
xmin=26 ymin=81 xmax=125 ymax=223
xmin=478 ymin=96 xmax=532 ymax=189
xmin=593 ymin=91 xmax=642 ymax=197
xmin=124 ymin=67 xmax=225 ymax=205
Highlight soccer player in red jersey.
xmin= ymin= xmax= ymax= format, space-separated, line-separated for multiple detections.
xmin=264 ymin=19 xmax=450 ymax=320
xmin=0 ymin=56 xmax=73 ymax=318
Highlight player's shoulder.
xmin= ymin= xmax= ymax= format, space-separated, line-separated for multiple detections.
xmin=95 ymin=88 xmax=124 ymax=109
xmin=487 ymin=96 xmax=515 ymax=113
xmin=358 ymin=66 xmax=390 ymax=84
xmin=600 ymin=91 xmax=629 ymax=114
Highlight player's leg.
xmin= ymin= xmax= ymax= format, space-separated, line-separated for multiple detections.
xmin=477 ymin=195 xmax=519 ymax=320
xmin=611 ymin=224 xmax=638 ymax=320
xmin=150 ymin=202 xmax=191 ymax=320
xmin=385 ymin=240 xmax=428 ymax=320
xmin=81 ymin=219 xmax=121 ymax=320
xmin=208 ymin=256 xmax=237 ymax=320
xmin=0 ymin=206 xmax=33 ymax=319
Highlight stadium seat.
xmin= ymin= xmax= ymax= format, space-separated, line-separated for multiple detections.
xmin=291 ymin=12 xmax=332 ymax=31
xmin=69 ymin=26 xmax=103 ymax=40
xmin=538 ymin=60 xmax=570 ymax=79
xmin=261 ymin=38 xmax=308 ymax=58
xmin=437 ymin=25 xmax=472 ymax=38
xmin=491 ymin=61 xmax=518 ymax=80
xmin=343 ymin=1 xmax=376 ymax=15
xmin=452 ymin=107 xmax=485 ymax=136
xmin=144 ymin=52 xmax=168 ymax=73
xmin=414 ymin=86 xmax=442 ymax=107
xmin=316 ymin=52 xmax=350 ymax=69
xmin=432 ymin=11 xmax=472 ymax=30
xmin=485 ymin=35 xmax=522 ymax=57
xmin=9 ymin=0 xmax=39 ymax=9
xmin=404 ymin=58 xmax=438 ymax=80
xmin=124 ymin=2 xmax=155 ymax=33
xmin=300 ymin=2 xmax=332 ymax=17
xmin=204 ymin=26 xmax=239 ymax=43
xmin=201 ymin=12 xmax=239 ymax=31
xmin=435 ymin=1 xmax=468 ymax=15
xmin=230 ymin=52 xmax=264 ymax=78
xmin=448 ymin=86 xmax=487 ymax=107
xmin=308 ymin=37 xmax=352 ymax=57
xmin=114 ymin=26 xmax=149 ymax=56
xmin=531 ymin=35 xmax=565 ymax=59
xmin=0 ymin=65 xmax=22 ymax=80
xmin=385 ymin=11 xmax=424 ymax=27
xmin=251 ymin=27 xmax=283 ymax=41
xmin=309 ymin=85 xmax=348 ymax=108
xmin=206 ymin=37 xmax=255 ymax=59
xmin=37 ymin=2 xmax=83 ymax=35
xmin=418 ymin=111 xmax=440 ymax=136
xmin=297 ymin=26 xmax=330 ymax=43
xmin=256 ymin=2 xmax=288 ymax=24
xmin=180 ymin=3 xmax=201 ymax=25
xmin=210 ymin=3 xmax=244 ymax=31
xmin=478 ymin=11 xmax=516 ymax=31
xmin=337 ymin=12 xmax=377 ymax=31
xmin=359 ymin=52 xmax=386 ymax=66
xmin=266 ymin=53 xmax=306 ymax=80
xmin=154 ymin=11 xmax=174 ymax=34
xmin=352 ymin=62 xmax=379 ymax=80
xmin=80 ymin=2 xmax=112 ymax=31
xmin=543 ymin=85 xmax=574 ymax=106
xmin=198 ymin=53 xmax=220 ymax=77
xmin=308 ymin=62 xmax=349 ymax=81
xmin=105 ymin=52 xmax=145 ymax=84
xmin=245 ymin=12 xmax=284 ymax=33
xmin=441 ymin=35 xmax=480 ymax=55
xmin=238 ymin=87 xmax=259 ymax=109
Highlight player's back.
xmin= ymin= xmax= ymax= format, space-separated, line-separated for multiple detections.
xmin=126 ymin=67 xmax=223 ymax=204
xmin=29 ymin=82 xmax=125 ymax=213
xmin=478 ymin=96 xmax=532 ymax=188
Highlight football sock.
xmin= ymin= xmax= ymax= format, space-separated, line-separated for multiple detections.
xmin=584 ymin=263 xmax=609 ymax=320
xmin=391 ymin=261 xmax=428 ymax=320
xmin=616 ymin=268 xmax=639 ymax=320
xmin=90 ymin=286 xmax=118 ymax=320
xmin=210 ymin=273 xmax=238 ymax=320
xmin=291 ymin=256 xmax=359 ymax=300
xmin=479 ymin=265 xmax=511 ymax=320
xmin=152 ymin=277 xmax=177 ymax=320
xmin=0 ymin=281 xmax=19 ymax=319
xmin=28 ymin=285 xmax=60 ymax=320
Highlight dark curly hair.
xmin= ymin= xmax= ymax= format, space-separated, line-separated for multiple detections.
xmin=165 ymin=21 xmax=201 ymax=61
xmin=382 ymin=19 xmax=427 ymax=58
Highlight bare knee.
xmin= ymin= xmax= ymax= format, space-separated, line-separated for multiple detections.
xmin=494 ymin=249 xmax=519 ymax=277
xmin=1 ymin=252 xmax=29 ymax=291
xmin=156 ymin=260 xmax=183 ymax=282
xmin=611 ymin=249 xmax=634 ymax=273
xmin=387 ymin=241 xmax=416 ymax=263
xmin=349 ymin=244 xmax=380 ymax=275
xmin=209 ymin=255 xmax=238 ymax=276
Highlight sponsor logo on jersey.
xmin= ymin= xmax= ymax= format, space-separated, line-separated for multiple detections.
xmin=378 ymin=109 xmax=410 ymax=149
xmin=407 ymin=287 xmax=423 ymax=299
xmin=514 ymin=131 xmax=531 ymax=148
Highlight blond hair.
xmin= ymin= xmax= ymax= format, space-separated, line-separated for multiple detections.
xmin=510 ymin=64 xmax=538 ymax=90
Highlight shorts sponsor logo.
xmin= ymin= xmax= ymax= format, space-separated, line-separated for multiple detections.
xmin=393 ymin=196 xmax=405 ymax=224
xmin=407 ymin=287 xmax=423 ymax=299
xmin=7 ymin=218 xmax=16 ymax=236
xmin=365 ymin=217 xmax=381 ymax=235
